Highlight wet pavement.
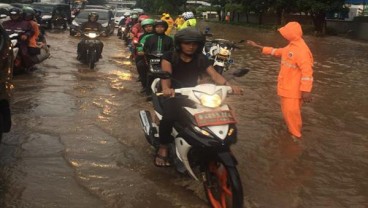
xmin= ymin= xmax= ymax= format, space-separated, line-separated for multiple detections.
xmin=0 ymin=22 xmax=367 ymax=208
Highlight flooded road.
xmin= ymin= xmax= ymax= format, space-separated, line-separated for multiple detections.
xmin=0 ymin=22 xmax=367 ymax=208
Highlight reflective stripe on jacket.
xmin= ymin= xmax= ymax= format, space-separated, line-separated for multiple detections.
xmin=262 ymin=22 xmax=313 ymax=99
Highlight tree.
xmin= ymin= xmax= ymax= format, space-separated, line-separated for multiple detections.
xmin=87 ymin=0 xmax=107 ymax=5
xmin=296 ymin=0 xmax=345 ymax=35
xmin=136 ymin=0 xmax=185 ymax=14
xmin=270 ymin=0 xmax=298 ymax=25
xmin=208 ymin=0 xmax=229 ymax=21
xmin=225 ymin=3 xmax=243 ymax=22
xmin=249 ymin=0 xmax=274 ymax=24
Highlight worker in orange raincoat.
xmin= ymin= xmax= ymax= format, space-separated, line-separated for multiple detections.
xmin=247 ymin=21 xmax=314 ymax=141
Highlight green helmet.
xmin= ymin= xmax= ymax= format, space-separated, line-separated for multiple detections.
xmin=141 ymin=18 xmax=154 ymax=27
xmin=131 ymin=14 xmax=138 ymax=19
xmin=23 ymin=7 xmax=35 ymax=21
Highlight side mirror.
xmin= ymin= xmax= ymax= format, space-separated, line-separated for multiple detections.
xmin=232 ymin=68 xmax=249 ymax=77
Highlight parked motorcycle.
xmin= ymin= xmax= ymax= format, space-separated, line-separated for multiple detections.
xmin=139 ymin=69 xmax=248 ymax=207
xmin=203 ymin=38 xmax=244 ymax=74
xmin=77 ymin=31 xmax=102 ymax=69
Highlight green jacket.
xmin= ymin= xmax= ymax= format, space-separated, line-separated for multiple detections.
xmin=136 ymin=33 xmax=154 ymax=53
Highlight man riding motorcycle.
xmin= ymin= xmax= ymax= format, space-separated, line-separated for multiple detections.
xmin=23 ymin=7 xmax=41 ymax=56
xmin=77 ymin=12 xmax=104 ymax=60
xmin=154 ymin=28 xmax=242 ymax=167
xmin=141 ymin=20 xmax=174 ymax=95
xmin=177 ymin=11 xmax=197 ymax=31
xmin=2 ymin=7 xmax=35 ymax=69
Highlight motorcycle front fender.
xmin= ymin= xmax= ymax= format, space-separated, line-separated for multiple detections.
xmin=217 ymin=151 xmax=238 ymax=167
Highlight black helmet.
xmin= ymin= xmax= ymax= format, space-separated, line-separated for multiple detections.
xmin=88 ymin=12 xmax=99 ymax=22
xmin=23 ymin=7 xmax=35 ymax=21
xmin=154 ymin=20 xmax=168 ymax=31
xmin=174 ymin=28 xmax=205 ymax=53
xmin=9 ymin=7 xmax=23 ymax=20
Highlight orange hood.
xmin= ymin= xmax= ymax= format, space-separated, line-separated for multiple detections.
xmin=278 ymin=22 xmax=303 ymax=42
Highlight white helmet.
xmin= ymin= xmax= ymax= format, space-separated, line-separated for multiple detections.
xmin=183 ymin=11 xmax=194 ymax=20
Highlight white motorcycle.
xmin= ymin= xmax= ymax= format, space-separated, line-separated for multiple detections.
xmin=203 ymin=39 xmax=244 ymax=74
xmin=139 ymin=69 xmax=248 ymax=207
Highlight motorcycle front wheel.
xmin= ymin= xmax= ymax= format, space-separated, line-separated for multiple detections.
xmin=203 ymin=161 xmax=244 ymax=208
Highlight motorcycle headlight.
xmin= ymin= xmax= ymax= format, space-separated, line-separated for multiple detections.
xmin=87 ymin=33 xmax=97 ymax=38
xmin=194 ymin=89 xmax=223 ymax=108
xmin=42 ymin=15 xmax=52 ymax=20
xmin=102 ymin=22 xmax=108 ymax=27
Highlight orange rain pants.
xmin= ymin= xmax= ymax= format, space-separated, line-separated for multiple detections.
xmin=280 ymin=97 xmax=302 ymax=138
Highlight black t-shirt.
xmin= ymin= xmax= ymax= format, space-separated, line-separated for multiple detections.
xmin=162 ymin=51 xmax=211 ymax=88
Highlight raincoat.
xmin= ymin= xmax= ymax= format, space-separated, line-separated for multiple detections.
xmin=261 ymin=22 xmax=314 ymax=138
xmin=262 ymin=22 xmax=314 ymax=99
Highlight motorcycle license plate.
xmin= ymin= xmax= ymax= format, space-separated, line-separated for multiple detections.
xmin=194 ymin=110 xmax=236 ymax=127
xmin=150 ymin=59 xmax=160 ymax=64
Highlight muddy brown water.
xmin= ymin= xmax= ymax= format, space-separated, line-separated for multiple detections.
xmin=0 ymin=22 xmax=367 ymax=208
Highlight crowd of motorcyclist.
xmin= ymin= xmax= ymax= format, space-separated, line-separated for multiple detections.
xmin=116 ymin=11 xmax=198 ymax=100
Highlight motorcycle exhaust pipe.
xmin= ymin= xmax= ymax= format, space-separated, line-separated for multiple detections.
xmin=139 ymin=110 xmax=160 ymax=147
xmin=139 ymin=110 xmax=153 ymax=136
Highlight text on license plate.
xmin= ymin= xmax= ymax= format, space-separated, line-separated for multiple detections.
xmin=194 ymin=110 xmax=236 ymax=127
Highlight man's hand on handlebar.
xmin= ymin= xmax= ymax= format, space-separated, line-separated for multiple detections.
xmin=230 ymin=85 xmax=243 ymax=95
xmin=162 ymin=88 xmax=175 ymax=97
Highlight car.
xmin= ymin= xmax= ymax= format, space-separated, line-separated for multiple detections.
xmin=70 ymin=8 xmax=115 ymax=36
xmin=84 ymin=5 xmax=108 ymax=10
xmin=0 ymin=24 xmax=13 ymax=140
xmin=30 ymin=2 xmax=71 ymax=29
xmin=132 ymin=8 xmax=144 ymax=14
xmin=0 ymin=3 xmax=14 ymax=25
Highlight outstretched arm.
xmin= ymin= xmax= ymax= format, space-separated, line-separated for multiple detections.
xmin=247 ymin=40 xmax=284 ymax=57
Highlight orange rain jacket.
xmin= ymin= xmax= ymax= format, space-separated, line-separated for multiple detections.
xmin=29 ymin=20 xmax=40 ymax=48
xmin=262 ymin=22 xmax=314 ymax=99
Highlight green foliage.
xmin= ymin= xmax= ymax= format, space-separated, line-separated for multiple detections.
xmin=87 ymin=0 xmax=107 ymax=5
xmin=136 ymin=0 xmax=185 ymax=14
xmin=225 ymin=3 xmax=243 ymax=13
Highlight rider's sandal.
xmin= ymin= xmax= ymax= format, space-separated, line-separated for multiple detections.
xmin=154 ymin=153 xmax=171 ymax=167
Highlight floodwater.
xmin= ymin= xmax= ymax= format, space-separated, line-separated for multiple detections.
xmin=0 ymin=22 xmax=367 ymax=208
